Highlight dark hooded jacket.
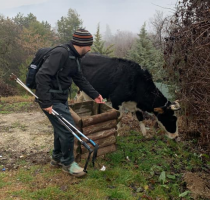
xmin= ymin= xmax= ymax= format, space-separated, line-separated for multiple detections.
xmin=35 ymin=42 xmax=99 ymax=108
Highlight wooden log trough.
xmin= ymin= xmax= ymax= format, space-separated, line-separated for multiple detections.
xmin=69 ymin=101 xmax=120 ymax=161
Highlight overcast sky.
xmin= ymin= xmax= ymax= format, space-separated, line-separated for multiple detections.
xmin=0 ymin=0 xmax=178 ymax=35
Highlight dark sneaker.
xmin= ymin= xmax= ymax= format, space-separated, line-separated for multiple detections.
xmin=50 ymin=158 xmax=62 ymax=167
xmin=62 ymin=162 xmax=86 ymax=177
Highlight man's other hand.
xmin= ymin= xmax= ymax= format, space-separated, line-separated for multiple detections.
xmin=43 ymin=106 xmax=53 ymax=114
xmin=94 ymin=94 xmax=104 ymax=103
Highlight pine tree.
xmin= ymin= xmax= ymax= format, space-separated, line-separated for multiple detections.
xmin=127 ymin=23 xmax=164 ymax=81
xmin=57 ymin=9 xmax=83 ymax=43
xmin=91 ymin=24 xmax=114 ymax=56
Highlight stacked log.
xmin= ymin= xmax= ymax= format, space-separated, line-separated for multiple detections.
xmin=69 ymin=101 xmax=120 ymax=160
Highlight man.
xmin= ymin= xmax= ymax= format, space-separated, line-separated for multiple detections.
xmin=35 ymin=29 xmax=103 ymax=177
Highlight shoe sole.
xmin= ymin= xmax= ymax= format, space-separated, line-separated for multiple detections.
xmin=62 ymin=168 xmax=87 ymax=177
xmin=50 ymin=162 xmax=62 ymax=167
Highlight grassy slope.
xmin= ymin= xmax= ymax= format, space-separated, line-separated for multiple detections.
xmin=0 ymin=97 xmax=209 ymax=200
xmin=0 ymin=96 xmax=39 ymax=114
xmin=1 ymin=133 xmax=209 ymax=200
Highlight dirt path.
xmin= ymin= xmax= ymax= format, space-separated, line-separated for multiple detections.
xmin=0 ymin=111 xmax=53 ymax=169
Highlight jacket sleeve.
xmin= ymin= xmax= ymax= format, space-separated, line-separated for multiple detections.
xmin=72 ymin=70 xmax=99 ymax=100
xmin=35 ymin=50 xmax=67 ymax=108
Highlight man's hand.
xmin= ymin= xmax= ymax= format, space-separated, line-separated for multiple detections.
xmin=94 ymin=94 xmax=104 ymax=103
xmin=43 ymin=106 xmax=53 ymax=114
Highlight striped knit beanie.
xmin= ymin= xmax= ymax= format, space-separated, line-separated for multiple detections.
xmin=72 ymin=29 xmax=93 ymax=46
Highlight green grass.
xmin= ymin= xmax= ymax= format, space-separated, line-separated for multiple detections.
xmin=0 ymin=173 xmax=9 ymax=189
xmin=0 ymin=102 xmax=35 ymax=113
xmin=0 ymin=96 xmax=39 ymax=114
xmin=0 ymin=131 xmax=209 ymax=200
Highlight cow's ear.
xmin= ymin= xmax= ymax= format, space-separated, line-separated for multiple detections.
xmin=154 ymin=107 xmax=164 ymax=114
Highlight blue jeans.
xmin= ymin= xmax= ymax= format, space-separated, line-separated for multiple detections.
xmin=43 ymin=102 xmax=75 ymax=166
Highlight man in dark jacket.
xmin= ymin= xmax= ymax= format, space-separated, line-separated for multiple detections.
xmin=36 ymin=29 xmax=103 ymax=177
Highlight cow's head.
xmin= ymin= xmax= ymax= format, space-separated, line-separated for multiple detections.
xmin=154 ymin=100 xmax=180 ymax=139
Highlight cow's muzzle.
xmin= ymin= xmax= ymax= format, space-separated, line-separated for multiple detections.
xmin=168 ymin=100 xmax=180 ymax=111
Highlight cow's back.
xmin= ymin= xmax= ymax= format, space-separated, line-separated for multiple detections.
xmin=81 ymin=53 xmax=144 ymax=99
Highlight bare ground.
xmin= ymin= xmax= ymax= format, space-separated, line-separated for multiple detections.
xmin=0 ymin=111 xmax=53 ymax=170
xmin=184 ymin=172 xmax=210 ymax=199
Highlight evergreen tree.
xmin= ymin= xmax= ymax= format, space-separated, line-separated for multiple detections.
xmin=127 ymin=23 xmax=164 ymax=81
xmin=91 ymin=24 xmax=114 ymax=56
xmin=57 ymin=9 xmax=83 ymax=43
xmin=13 ymin=13 xmax=37 ymax=28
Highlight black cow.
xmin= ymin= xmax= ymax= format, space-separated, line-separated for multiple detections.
xmin=79 ymin=53 xmax=180 ymax=139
